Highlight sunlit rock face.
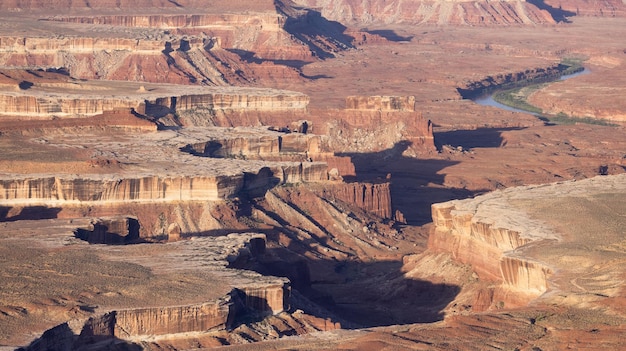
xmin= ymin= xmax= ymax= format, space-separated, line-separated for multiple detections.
xmin=429 ymin=185 xmax=558 ymax=297
xmin=292 ymin=0 xmax=556 ymax=25
xmin=430 ymin=173 xmax=626 ymax=313
xmin=0 ymin=175 xmax=236 ymax=203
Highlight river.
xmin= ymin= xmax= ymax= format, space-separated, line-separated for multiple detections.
xmin=472 ymin=68 xmax=590 ymax=115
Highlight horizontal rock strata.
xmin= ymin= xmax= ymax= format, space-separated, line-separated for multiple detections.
xmin=0 ymin=78 xmax=308 ymax=118
xmin=313 ymin=182 xmax=393 ymax=219
xmin=430 ymin=174 xmax=626 ymax=307
xmin=429 ymin=185 xmax=558 ymax=296
xmin=0 ymin=162 xmax=329 ymax=206
xmin=293 ymin=0 xmax=556 ymax=25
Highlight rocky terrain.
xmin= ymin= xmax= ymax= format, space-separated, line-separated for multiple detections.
xmin=1 ymin=0 xmax=626 ymax=350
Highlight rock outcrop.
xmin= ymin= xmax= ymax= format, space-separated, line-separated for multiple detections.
xmin=73 ymin=216 xmax=140 ymax=244
xmin=313 ymin=182 xmax=394 ymax=219
xmin=429 ymin=174 xmax=626 ymax=311
xmin=0 ymin=175 xmax=243 ymax=203
xmin=429 ymin=187 xmax=557 ymax=299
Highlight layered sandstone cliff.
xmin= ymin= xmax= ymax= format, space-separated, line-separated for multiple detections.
xmin=0 ymin=0 xmax=352 ymax=85
xmin=0 ymin=73 xmax=308 ymax=118
xmin=346 ymin=96 xmax=416 ymax=111
xmin=0 ymin=161 xmax=329 ymax=206
xmin=430 ymin=174 xmax=626 ymax=309
xmin=48 ymin=13 xmax=283 ymax=32
xmin=313 ymin=182 xmax=394 ymax=219
xmin=293 ymin=0 xmax=556 ymax=25
xmin=429 ymin=188 xmax=557 ymax=297
xmin=173 ymin=95 xmax=435 ymax=154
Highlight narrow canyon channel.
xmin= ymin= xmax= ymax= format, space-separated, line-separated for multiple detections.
xmin=472 ymin=67 xmax=591 ymax=116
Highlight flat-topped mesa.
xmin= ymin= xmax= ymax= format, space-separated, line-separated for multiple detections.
xmin=429 ymin=190 xmax=558 ymax=301
xmin=183 ymin=132 xmax=325 ymax=159
xmin=181 ymin=131 xmax=357 ymax=179
xmin=153 ymin=92 xmax=309 ymax=114
xmin=0 ymin=1 xmax=346 ymax=83
xmin=0 ymin=33 xmax=307 ymax=84
xmin=176 ymin=97 xmax=435 ymax=154
xmin=20 ymin=232 xmax=293 ymax=349
xmin=0 ymin=73 xmax=308 ymax=118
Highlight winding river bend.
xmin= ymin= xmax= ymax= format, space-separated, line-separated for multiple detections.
xmin=472 ymin=68 xmax=590 ymax=115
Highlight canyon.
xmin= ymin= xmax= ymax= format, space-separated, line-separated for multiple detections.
xmin=1 ymin=0 xmax=626 ymax=350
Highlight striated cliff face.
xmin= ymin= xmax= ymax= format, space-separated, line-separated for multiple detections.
xmin=0 ymin=163 xmax=329 ymax=206
xmin=97 ymin=298 xmax=235 ymax=338
xmin=0 ymin=0 xmax=353 ymax=85
xmin=48 ymin=13 xmax=283 ymax=32
xmin=0 ymin=71 xmax=308 ymax=118
xmin=292 ymin=0 xmax=556 ymax=25
xmin=0 ymin=175 xmax=240 ymax=204
xmin=163 ymin=92 xmax=309 ymax=113
xmin=314 ymin=182 xmax=394 ymax=219
xmin=0 ymin=94 xmax=142 ymax=117
xmin=429 ymin=190 xmax=557 ymax=297
xmin=427 ymin=174 xmax=626 ymax=319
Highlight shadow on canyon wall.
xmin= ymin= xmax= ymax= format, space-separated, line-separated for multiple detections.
xmin=527 ymin=0 xmax=577 ymax=22
xmin=280 ymin=8 xmax=355 ymax=60
xmin=74 ymin=218 xmax=140 ymax=245
xmin=340 ymin=127 xmax=525 ymax=225
xmin=17 ymin=322 xmax=142 ymax=351
xmin=0 ymin=206 xmax=62 ymax=222
xmin=365 ymin=29 xmax=414 ymax=42
xmin=338 ymin=141 xmax=480 ymax=225
xmin=227 ymin=48 xmax=333 ymax=80
xmin=235 ymin=244 xmax=460 ymax=328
